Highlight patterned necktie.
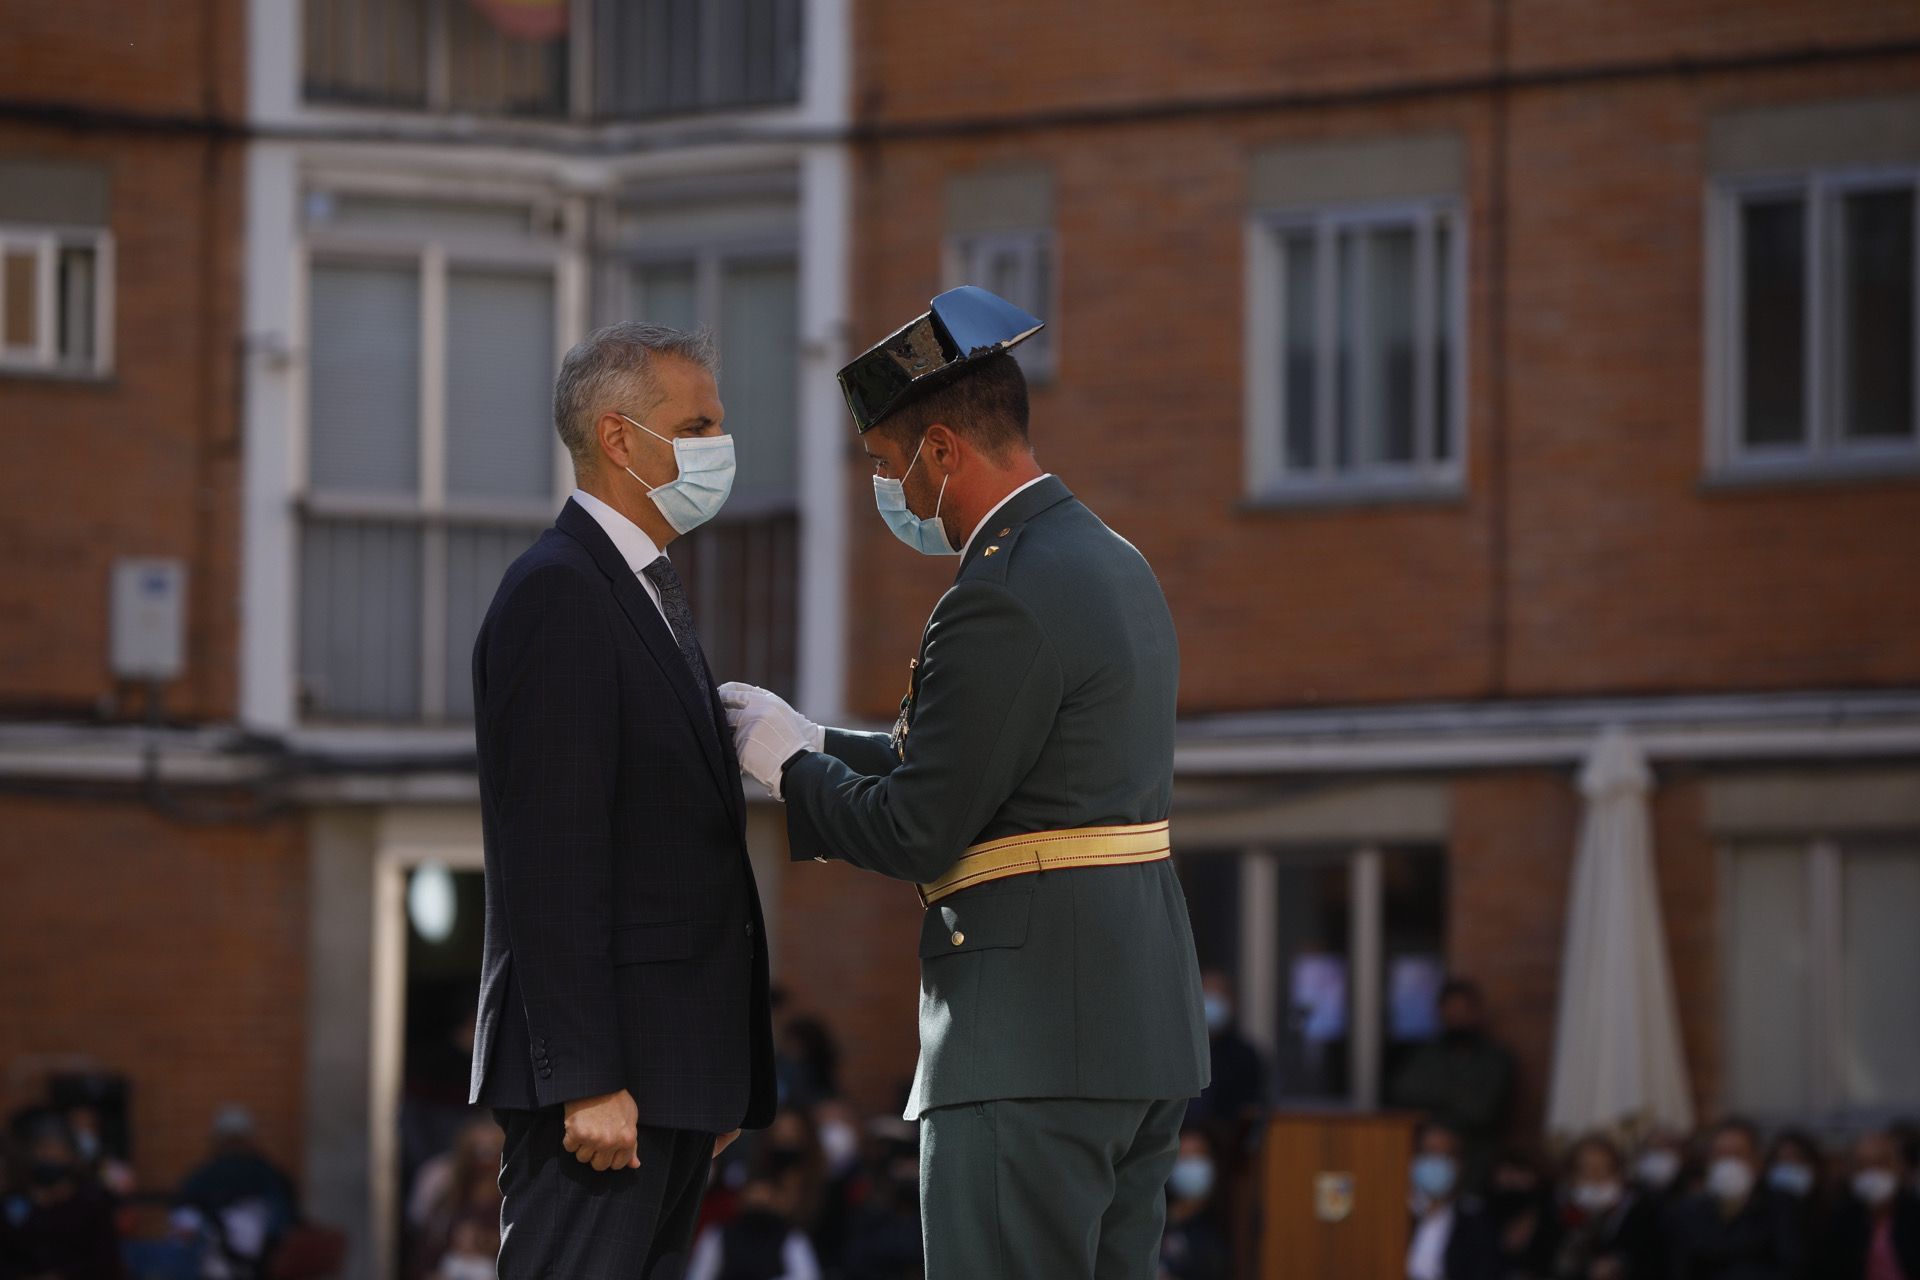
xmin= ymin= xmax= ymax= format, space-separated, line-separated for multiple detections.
xmin=641 ymin=555 xmax=713 ymax=703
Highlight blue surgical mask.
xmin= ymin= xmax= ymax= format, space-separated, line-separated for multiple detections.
xmin=1168 ymin=1155 xmax=1215 ymax=1201
xmin=1412 ymin=1154 xmax=1458 ymax=1201
xmin=872 ymin=435 xmax=958 ymax=556
xmin=619 ymin=414 xmax=735 ymax=535
xmin=1767 ymin=1163 xmax=1815 ymax=1198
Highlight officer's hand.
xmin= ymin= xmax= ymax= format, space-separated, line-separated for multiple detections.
xmin=718 ymin=683 xmax=824 ymax=799
xmin=562 ymin=1089 xmax=642 ymax=1172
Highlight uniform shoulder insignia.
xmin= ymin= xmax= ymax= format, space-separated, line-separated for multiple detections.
xmin=963 ymin=522 xmax=1025 ymax=583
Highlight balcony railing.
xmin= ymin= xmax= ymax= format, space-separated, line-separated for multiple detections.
xmin=302 ymin=0 xmax=802 ymax=119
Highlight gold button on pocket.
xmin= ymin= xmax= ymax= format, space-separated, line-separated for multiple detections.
xmin=951 ymin=931 xmax=966 ymax=946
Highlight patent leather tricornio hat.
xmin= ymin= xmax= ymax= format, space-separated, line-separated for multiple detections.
xmin=836 ymin=285 xmax=1044 ymax=433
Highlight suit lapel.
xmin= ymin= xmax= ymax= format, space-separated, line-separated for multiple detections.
xmin=556 ymin=500 xmax=744 ymax=832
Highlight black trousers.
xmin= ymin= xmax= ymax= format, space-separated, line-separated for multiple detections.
xmin=493 ymin=1106 xmax=714 ymax=1280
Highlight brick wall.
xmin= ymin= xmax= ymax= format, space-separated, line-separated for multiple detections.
xmin=0 ymin=795 xmax=308 ymax=1195
xmin=1447 ymin=770 xmax=1580 ymax=1137
xmin=0 ymin=124 xmax=245 ymax=723
xmin=841 ymin=46 xmax=1920 ymax=721
xmin=0 ymin=0 xmax=247 ymax=120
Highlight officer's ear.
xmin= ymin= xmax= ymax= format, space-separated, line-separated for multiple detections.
xmin=922 ymin=423 xmax=962 ymax=473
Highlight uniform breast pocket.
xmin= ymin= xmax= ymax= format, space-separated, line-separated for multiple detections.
xmin=919 ymin=888 xmax=1033 ymax=960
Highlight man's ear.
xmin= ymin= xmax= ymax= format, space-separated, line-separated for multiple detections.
xmin=597 ymin=412 xmax=634 ymax=470
xmin=924 ymin=423 xmax=961 ymax=472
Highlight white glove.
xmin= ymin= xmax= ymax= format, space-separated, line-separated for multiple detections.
xmin=717 ymin=682 xmax=825 ymax=800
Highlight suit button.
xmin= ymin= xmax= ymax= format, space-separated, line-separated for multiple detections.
xmin=951 ymin=931 xmax=966 ymax=946
xmin=540 ymin=1067 xmax=552 ymax=1079
xmin=745 ymin=922 xmax=756 ymax=937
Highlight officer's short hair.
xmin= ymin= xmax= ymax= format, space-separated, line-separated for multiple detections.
xmin=874 ymin=351 xmax=1030 ymax=460
xmin=554 ymin=322 xmax=718 ymax=474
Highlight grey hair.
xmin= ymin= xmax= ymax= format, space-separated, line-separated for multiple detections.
xmin=553 ymin=321 xmax=718 ymax=473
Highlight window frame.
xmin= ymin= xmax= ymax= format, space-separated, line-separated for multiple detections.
xmin=295 ymin=185 xmax=577 ymax=725
xmin=0 ymin=222 xmax=114 ymax=378
xmin=941 ymin=227 xmax=1059 ymax=385
xmin=615 ymin=229 xmax=802 ymax=518
xmin=1706 ymin=165 xmax=1920 ymax=480
xmin=1719 ymin=834 xmax=1920 ymax=1124
xmin=1244 ymin=197 xmax=1467 ymax=503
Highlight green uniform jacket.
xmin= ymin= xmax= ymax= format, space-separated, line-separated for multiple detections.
xmin=782 ymin=476 xmax=1211 ymax=1120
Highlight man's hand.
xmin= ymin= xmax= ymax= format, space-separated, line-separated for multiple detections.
xmin=718 ymin=683 xmax=824 ymax=799
xmin=713 ymin=1129 xmax=742 ymax=1160
xmin=562 ymin=1089 xmax=641 ymax=1172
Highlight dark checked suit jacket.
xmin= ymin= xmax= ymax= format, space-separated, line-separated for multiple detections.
xmin=468 ymin=498 xmax=776 ymax=1135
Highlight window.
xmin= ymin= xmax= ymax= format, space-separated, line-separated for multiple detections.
xmin=945 ymin=230 xmax=1056 ymax=382
xmin=944 ymin=167 xmax=1056 ymax=384
xmin=625 ymin=236 xmax=801 ymax=699
xmin=302 ymin=0 xmax=802 ymax=117
xmin=1176 ymin=844 xmax=1447 ymax=1106
xmin=297 ymin=193 xmax=563 ymax=723
xmin=0 ymin=227 xmax=111 ymax=377
xmin=1713 ymin=171 xmax=1919 ymax=471
xmin=1250 ymin=201 xmax=1463 ymax=497
xmin=595 ymin=0 xmax=803 ymax=117
xmin=1725 ymin=837 xmax=1920 ymax=1119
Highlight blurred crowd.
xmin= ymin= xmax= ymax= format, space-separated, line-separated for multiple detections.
xmin=1398 ymin=1115 xmax=1920 ymax=1280
xmin=12 ymin=974 xmax=1913 ymax=1280
xmin=0 ymin=1089 xmax=340 ymax=1280
xmin=1170 ymin=970 xmax=1920 ymax=1280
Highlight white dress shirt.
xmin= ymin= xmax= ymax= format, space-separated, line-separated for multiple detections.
xmin=570 ymin=488 xmax=675 ymax=639
xmin=1406 ymin=1204 xmax=1455 ymax=1280
xmin=961 ymin=473 xmax=1053 ymax=559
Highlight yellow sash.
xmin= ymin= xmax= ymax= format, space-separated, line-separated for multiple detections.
xmin=918 ymin=820 xmax=1172 ymax=907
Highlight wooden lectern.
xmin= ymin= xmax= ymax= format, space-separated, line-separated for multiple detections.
xmin=1260 ymin=1110 xmax=1420 ymax=1279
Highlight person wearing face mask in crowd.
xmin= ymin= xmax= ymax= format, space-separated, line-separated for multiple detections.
xmin=1388 ymin=980 xmax=1516 ymax=1195
xmin=467 ymin=322 xmax=776 ymax=1280
xmin=1157 ymin=1130 xmax=1229 ymax=1280
xmin=1487 ymin=1146 xmax=1561 ymax=1279
xmin=1632 ymin=1130 xmax=1695 ymax=1211
xmin=1765 ymin=1129 xmax=1829 ymax=1278
xmin=1188 ymin=970 xmax=1269 ymax=1133
xmin=809 ymin=1098 xmax=866 ymax=1270
xmin=1550 ymin=1134 xmax=1665 ymax=1280
xmin=1406 ymin=1122 xmax=1499 ymax=1280
xmin=1823 ymin=1130 xmax=1920 ymax=1280
xmin=0 ymin=1107 xmax=124 ymax=1280
xmin=1669 ymin=1119 xmax=1803 ymax=1280
xmin=721 ymin=287 xmax=1209 ymax=1280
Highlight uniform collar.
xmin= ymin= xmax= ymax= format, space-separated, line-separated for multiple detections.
xmin=960 ymin=473 xmax=1062 ymax=559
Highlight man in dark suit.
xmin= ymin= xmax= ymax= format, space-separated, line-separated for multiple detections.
xmin=468 ymin=322 xmax=776 ymax=1280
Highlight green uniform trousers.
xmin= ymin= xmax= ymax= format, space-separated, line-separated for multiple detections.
xmin=919 ymin=1097 xmax=1188 ymax=1280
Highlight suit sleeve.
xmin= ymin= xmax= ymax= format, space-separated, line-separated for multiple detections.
xmin=485 ymin=565 xmax=626 ymax=1108
xmin=782 ymin=580 xmax=1063 ymax=884
xmin=821 ymin=727 xmax=901 ymax=778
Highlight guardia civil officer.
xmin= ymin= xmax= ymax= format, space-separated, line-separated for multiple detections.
xmin=719 ymin=287 xmax=1210 ymax=1280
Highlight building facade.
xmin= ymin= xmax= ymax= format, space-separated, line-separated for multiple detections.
xmin=772 ymin=0 xmax=1920 ymax=1142
xmin=2 ymin=1 xmax=1918 ymax=1276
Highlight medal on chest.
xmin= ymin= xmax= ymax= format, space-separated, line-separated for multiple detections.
xmin=888 ymin=655 xmax=923 ymax=762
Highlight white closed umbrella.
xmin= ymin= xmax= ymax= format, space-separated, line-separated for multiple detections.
xmin=1546 ymin=725 xmax=1694 ymax=1141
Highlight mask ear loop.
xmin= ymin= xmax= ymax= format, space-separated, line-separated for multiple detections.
xmin=618 ymin=413 xmax=669 ymax=492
